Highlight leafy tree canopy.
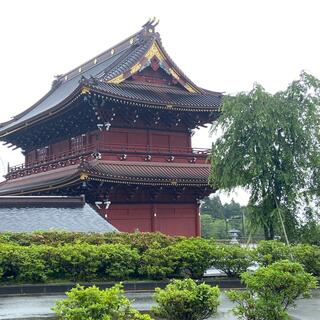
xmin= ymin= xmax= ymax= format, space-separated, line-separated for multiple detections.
xmin=200 ymin=195 xmax=244 ymax=220
xmin=210 ymin=72 xmax=320 ymax=240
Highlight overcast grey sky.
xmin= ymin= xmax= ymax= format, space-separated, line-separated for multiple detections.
xmin=0 ymin=0 xmax=319 ymax=204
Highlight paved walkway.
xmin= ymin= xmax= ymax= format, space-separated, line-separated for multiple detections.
xmin=0 ymin=290 xmax=319 ymax=319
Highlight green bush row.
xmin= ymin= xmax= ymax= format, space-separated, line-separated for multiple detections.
xmin=0 ymin=231 xmax=178 ymax=253
xmin=0 ymin=238 xmax=254 ymax=283
xmin=54 ymin=263 xmax=317 ymax=320
xmin=0 ymin=233 xmax=319 ymax=283
xmin=0 ymin=243 xmax=139 ymax=282
xmin=255 ymin=240 xmax=320 ymax=276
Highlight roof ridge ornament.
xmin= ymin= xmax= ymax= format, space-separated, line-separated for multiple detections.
xmin=51 ymin=74 xmax=63 ymax=89
xmin=142 ymin=17 xmax=159 ymax=36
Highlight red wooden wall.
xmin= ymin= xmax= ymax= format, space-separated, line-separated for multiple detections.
xmin=25 ymin=127 xmax=192 ymax=164
xmin=99 ymin=128 xmax=190 ymax=150
xmin=102 ymin=203 xmax=200 ymax=237
xmin=24 ymin=125 xmax=203 ymax=238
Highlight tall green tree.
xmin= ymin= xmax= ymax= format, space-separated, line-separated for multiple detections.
xmin=200 ymin=196 xmax=244 ymax=220
xmin=210 ymin=72 xmax=320 ymax=240
xmin=200 ymin=196 xmax=247 ymax=238
xmin=200 ymin=196 xmax=224 ymax=219
xmin=201 ymin=214 xmax=227 ymax=239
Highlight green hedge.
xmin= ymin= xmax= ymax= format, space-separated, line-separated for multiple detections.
xmin=255 ymin=240 xmax=320 ymax=276
xmin=0 ymin=244 xmax=47 ymax=282
xmin=0 ymin=243 xmax=140 ymax=282
xmin=139 ymin=238 xmax=215 ymax=279
xmin=0 ymin=231 xmax=178 ymax=253
xmin=1 ymin=235 xmax=251 ymax=283
xmin=0 ymin=232 xmax=320 ymax=283
xmin=211 ymin=244 xmax=254 ymax=277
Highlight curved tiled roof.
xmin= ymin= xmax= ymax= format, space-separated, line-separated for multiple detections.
xmin=0 ymin=47 xmax=136 ymax=133
xmin=85 ymin=160 xmax=210 ymax=186
xmin=96 ymin=37 xmax=154 ymax=82
xmin=87 ymin=81 xmax=221 ymax=109
xmin=0 ymin=165 xmax=80 ymax=195
xmin=0 ymin=20 xmax=222 ymax=138
xmin=0 ymin=160 xmax=211 ymax=195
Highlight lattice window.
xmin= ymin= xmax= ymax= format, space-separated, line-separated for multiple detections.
xmin=36 ymin=147 xmax=48 ymax=162
xmin=71 ymin=135 xmax=85 ymax=153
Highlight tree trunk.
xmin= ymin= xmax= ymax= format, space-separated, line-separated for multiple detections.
xmin=264 ymin=222 xmax=275 ymax=240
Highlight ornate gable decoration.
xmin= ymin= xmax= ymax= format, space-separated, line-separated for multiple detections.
xmin=107 ymin=40 xmax=199 ymax=94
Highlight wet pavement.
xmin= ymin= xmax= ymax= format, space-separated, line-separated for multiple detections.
xmin=0 ymin=290 xmax=319 ymax=319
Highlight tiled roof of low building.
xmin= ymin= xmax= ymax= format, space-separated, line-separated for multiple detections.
xmin=0 ymin=196 xmax=116 ymax=233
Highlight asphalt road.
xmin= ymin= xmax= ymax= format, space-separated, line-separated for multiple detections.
xmin=0 ymin=290 xmax=319 ymax=319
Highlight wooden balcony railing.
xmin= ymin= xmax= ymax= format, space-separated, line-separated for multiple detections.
xmin=7 ymin=143 xmax=210 ymax=177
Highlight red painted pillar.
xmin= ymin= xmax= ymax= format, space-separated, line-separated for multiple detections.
xmin=195 ymin=202 xmax=201 ymax=237
xmin=151 ymin=204 xmax=157 ymax=232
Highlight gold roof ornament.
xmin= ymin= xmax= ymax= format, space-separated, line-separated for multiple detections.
xmin=130 ymin=63 xmax=142 ymax=74
xmin=108 ymin=73 xmax=124 ymax=84
xmin=80 ymin=172 xmax=89 ymax=181
xmin=145 ymin=42 xmax=165 ymax=62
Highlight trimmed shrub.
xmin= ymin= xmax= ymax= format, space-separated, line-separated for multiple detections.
xmin=0 ymin=231 xmax=178 ymax=252
xmin=48 ymin=243 xmax=101 ymax=281
xmin=211 ymin=244 xmax=254 ymax=277
xmin=2 ymin=234 xmax=320 ymax=284
xmin=45 ymin=243 xmax=139 ymax=281
xmin=170 ymin=238 xmax=215 ymax=278
xmin=292 ymin=243 xmax=320 ymax=276
xmin=117 ymin=231 xmax=179 ymax=253
xmin=53 ymin=284 xmax=152 ymax=320
xmin=97 ymin=244 xmax=139 ymax=279
xmin=139 ymin=238 xmax=214 ymax=280
xmin=139 ymin=245 xmax=177 ymax=280
xmin=152 ymin=278 xmax=220 ymax=320
xmin=227 ymin=260 xmax=317 ymax=320
xmin=0 ymin=244 xmax=47 ymax=282
xmin=0 ymin=231 xmax=91 ymax=246
xmin=255 ymin=240 xmax=291 ymax=266
xmin=0 ymin=243 xmax=140 ymax=283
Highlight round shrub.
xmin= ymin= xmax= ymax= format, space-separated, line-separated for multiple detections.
xmin=227 ymin=260 xmax=317 ymax=320
xmin=171 ymin=238 xmax=215 ymax=278
xmin=152 ymin=278 xmax=220 ymax=320
xmin=53 ymin=283 xmax=151 ymax=320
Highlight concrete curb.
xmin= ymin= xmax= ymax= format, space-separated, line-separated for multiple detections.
xmin=0 ymin=278 xmax=243 ymax=296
